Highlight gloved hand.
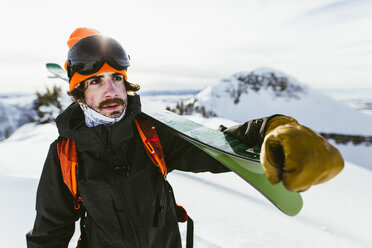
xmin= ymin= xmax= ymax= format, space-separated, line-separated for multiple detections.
xmin=220 ymin=115 xmax=344 ymax=192
xmin=261 ymin=116 xmax=344 ymax=192
xmin=219 ymin=116 xmax=275 ymax=147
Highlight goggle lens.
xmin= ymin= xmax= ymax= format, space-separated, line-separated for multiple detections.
xmin=67 ymin=36 xmax=130 ymax=77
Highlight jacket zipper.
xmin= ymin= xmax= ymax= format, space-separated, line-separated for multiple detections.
xmin=107 ymin=128 xmax=142 ymax=248
xmin=113 ymin=165 xmax=141 ymax=247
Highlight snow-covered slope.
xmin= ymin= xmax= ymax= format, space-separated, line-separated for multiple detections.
xmin=325 ymin=88 xmax=372 ymax=116
xmin=176 ymin=68 xmax=372 ymax=135
xmin=1 ymin=120 xmax=371 ymax=248
xmin=0 ymin=123 xmax=57 ymax=178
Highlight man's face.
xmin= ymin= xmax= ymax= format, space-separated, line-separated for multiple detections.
xmin=83 ymin=72 xmax=127 ymax=118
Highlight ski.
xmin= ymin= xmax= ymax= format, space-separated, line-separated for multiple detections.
xmin=46 ymin=63 xmax=68 ymax=82
xmin=46 ymin=63 xmax=303 ymax=216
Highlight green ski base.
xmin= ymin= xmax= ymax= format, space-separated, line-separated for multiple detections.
xmin=46 ymin=63 xmax=303 ymax=216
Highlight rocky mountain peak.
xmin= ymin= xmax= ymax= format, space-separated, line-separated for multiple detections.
xmin=226 ymin=68 xmax=306 ymax=104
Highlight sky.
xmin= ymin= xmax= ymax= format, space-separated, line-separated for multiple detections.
xmin=0 ymin=0 xmax=371 ymax=93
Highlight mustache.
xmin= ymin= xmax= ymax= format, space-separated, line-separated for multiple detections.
xmin=98 ymin=98 xmax=126 ymax=110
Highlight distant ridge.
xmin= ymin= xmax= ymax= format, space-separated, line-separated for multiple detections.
xmin=140 ymin=89 xmax=200 ymax=96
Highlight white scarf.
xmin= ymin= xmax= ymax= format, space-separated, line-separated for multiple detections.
xmin=79 ymin=103 xmax=126 ymax=127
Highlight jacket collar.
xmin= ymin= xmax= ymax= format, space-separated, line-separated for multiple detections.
xmin=56 ymin=94 xmax=142 ymax=153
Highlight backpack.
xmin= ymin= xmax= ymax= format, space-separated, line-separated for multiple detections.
xmin=56 ymin=117 xmax=193 ymax=248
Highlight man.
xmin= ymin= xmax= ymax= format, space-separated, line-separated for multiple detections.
xmin=26 ymin=27 xmax=344 ymax=248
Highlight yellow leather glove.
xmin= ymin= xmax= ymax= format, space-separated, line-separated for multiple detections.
xmin=260 ymin=116 xmax=344 ymax=192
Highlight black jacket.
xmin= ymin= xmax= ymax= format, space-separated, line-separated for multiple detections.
xmin=26 ymin=95 xmax=229 ymax=248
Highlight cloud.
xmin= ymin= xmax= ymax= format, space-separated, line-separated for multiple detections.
xmin=289 ymin=0 xmax=372 ymax=26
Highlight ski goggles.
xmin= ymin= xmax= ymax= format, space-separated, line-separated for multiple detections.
xmin=67 ymin=35 xmax=130 ymax=78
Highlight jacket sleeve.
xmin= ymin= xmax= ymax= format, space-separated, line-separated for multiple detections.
xmin=26 ymin=140 xmax=79 ymax=248
xmin=156 ymin=124 xmax=231 ymax=174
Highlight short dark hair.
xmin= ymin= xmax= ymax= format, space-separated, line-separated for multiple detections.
xmin=67 ymin=79 xmax=140 ymax=103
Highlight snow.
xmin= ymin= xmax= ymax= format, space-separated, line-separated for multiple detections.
xmin=325 ymin=88 xmax=372 ymax=116
xmin=0 ymin=123 xmax=56 ymax=178
xmin=1 ymin=109 xmax=372 ymax=247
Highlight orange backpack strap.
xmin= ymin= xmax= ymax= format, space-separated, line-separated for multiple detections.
xmin=134 ymin=117 xmax=167 ymax=178
xmin=56 ymin=138 xmax=82 ymax=210
xmin=134 ymin=117 xmax=193 ymax=247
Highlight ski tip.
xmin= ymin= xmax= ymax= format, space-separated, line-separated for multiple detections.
xmin=277 ymin=192 xmax=303 ymax=216
xmin=46 ymin=63 xmax=63 ymax=69
xmin=45 ymin=63 xmax=69 ymax=82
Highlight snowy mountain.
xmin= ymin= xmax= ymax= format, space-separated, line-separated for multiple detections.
xmin=170 ymin=68 xmax=372 ymax=136
xmin=0 ymin=93 xmax=36 ymax=141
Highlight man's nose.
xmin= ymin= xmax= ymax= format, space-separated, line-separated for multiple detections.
xmin=103 ymin=78 xmax=118 ymax=97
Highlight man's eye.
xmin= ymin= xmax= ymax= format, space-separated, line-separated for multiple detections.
xmin=113 ymin=75 xmax=123 ymax=81
xmin=90 ymin=79 xmax=101 ymax=85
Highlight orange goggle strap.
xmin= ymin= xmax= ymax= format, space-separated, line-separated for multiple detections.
xmin=134 ymin=118 xmax=167 ymax=178
xmin=65 ymin=61 xmax=128 ymax=91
